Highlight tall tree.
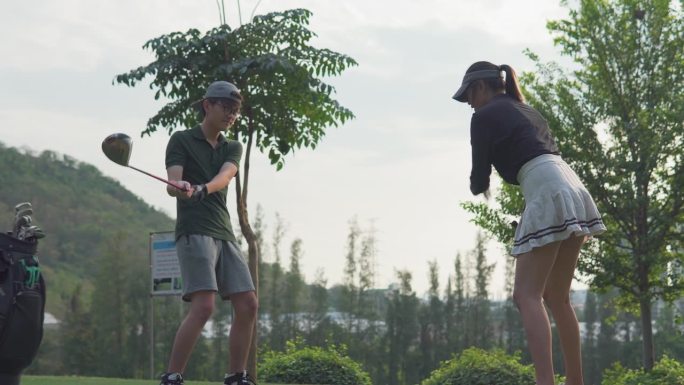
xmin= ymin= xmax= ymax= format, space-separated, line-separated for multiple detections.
xmin=284 ymin=238 xmax=304 ymax=341
xmin=357 ymin=225 xmax=377 ymax=323
xmin=210 ymin=295 xmax=233 ymax=377
xmin=90 ymin=232 xmax=133 ymax=376
xmin=268 ymin=213 xmax=286 ymax=350
xmin=115 ymin=9 xmax=357 ymax=374
xmin=654 ymin=301 xmax=684 ymax=359
xmin=582 ymin=290 xmax=600 ymax=385
xmin=597 ymin=291 xmax=620 ymax=375
xmin=304 ymin=268 xmax=329 ymax=344
xmin=471 ymin=232 xmax=495 ymax=348
xmin=452 ymin=253 xmax=467 ymax=352
xmin=123 ymin=255 xmax=154 ymax=378
xmin=354 ymin=224 xmax=382 ymax=379
xmin=418 ymin=260 xmax=443 ymax=378
xmin=385 ymin=270 xmax=419 ymax=385
xmin=340 ymin=218 xmax=360 ymax=332
xmin=443 ymin=276 xmax=456 ymax=357
xmin=60 ymin=285 xmax=97 ymax=375
xmin=253 ymin=205 xmax=268 ymax=313
xmin=502 ymin=255 xmax=525 ymax=356
xmin=463 ymin=0 xmax=684 ymax=370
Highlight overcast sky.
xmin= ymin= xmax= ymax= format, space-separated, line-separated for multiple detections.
xmin=0 ymin=0 xmax=578 ymax=297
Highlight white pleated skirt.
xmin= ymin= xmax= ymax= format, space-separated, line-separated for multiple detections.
xmin=511 ymin=154 xmax=606 ymax=256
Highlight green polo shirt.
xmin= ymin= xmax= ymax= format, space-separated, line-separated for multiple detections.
xmin=165 ymin=126 xmax=243 ymax=242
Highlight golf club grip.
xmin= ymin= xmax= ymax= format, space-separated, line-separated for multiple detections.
xmin=127 ymin=165 xmax=189 ymax=191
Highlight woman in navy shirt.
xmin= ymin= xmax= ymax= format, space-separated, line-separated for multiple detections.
xmin=453 ymin=61 xmax=606 ymax=385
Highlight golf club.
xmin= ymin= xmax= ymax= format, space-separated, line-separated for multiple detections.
xmin=101 ymin=133 xmax=188 ymax=191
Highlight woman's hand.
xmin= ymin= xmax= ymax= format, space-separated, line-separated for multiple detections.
xmin=483 ymin=188 xmax=491 ymax=200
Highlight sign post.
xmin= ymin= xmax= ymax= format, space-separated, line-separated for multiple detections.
xmin=149 ymin=231 xmax=182 ymax=379
xmin=151 ymin=231 xmax=183 ymax=296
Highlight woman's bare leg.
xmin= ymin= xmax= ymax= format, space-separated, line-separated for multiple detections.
xmin=514 ymin=241 xmax=561 ymax=385
xmin=543 ymin=235 xmax=587 ymax=385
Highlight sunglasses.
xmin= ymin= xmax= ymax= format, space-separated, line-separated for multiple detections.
xmin=214 ymin=101 xmax=241 ymax=116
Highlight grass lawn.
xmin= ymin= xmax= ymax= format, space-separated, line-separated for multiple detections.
xmin=22 ymin=375 xmax=289 ymax=385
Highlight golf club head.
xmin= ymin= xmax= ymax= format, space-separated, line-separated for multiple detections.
xmin=102 ymin=133 xmax=133 ymax=167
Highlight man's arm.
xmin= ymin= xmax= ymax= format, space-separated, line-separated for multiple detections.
xmin=166 ymin=165 xmax=193 ymax=199
xmin=204 ymin=162 xmax=239 ymax=194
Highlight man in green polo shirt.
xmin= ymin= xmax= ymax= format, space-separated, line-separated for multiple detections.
xmin=161 ymin=81 xmax=258 ymax=385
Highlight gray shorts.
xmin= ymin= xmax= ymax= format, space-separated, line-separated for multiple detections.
xmin=176 ymin=234 xmax=255 ymax=302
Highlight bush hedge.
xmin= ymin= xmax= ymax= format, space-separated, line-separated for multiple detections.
xmin=601 ymin=356 xmax=684 ymax=385
xmin=420 ymin=347 xmax=535 ymax=385
xmin=259 ymin=340 xmax=372 ymax=385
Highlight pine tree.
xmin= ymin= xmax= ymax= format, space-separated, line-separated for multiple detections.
xmin=284 ymin=238 xmax=304 ymax=341
xmin=583 ymin=290 xmax=599 ymax=384
xmin=385 ymin=270 xmax=419 ymax=385
xmin=355 ymin=224 xmax=383 ymax=380
xmin=268 ymin=213 xmax=286 ymax=350
xmin=502 ymin=256 xmax=525 ymax=356
xmin=61 ymin=284 xmax=97 ymax=375
xmin=340 ymin=218 xmax=360 ymax=332
xmin=185 ymin=334 xmax=212 ymax=380
xmin=443 ymin=276 xmax=456 ymax=360
xmin=122 ymin=258 xmax=153 ymax=377
xmin=90 ymin=232 xmax=134 ymax=376
xmin=253 ymin=205 xmax=269 ymax=315
xmin=472 ymin=232 xmax=495 ymax=348
xmin=154 ymin=297 xmax=186 ymax=376
xmin=304 ymin=268 xmax=329 ymax=345
xmin=209 ymin=295 xmax=232 ymax=377
xmin=357 ymin=225 xmax=377 ymax=323
xmin=452 ymin=253 xmax=466 ymax=352
xmin=597 ymin=290 xmax=619 ymax=376
xmin=418 ymin=260 xmax=443 ymax=378
xmin=654 ymin=301 xmax=684 ymax=360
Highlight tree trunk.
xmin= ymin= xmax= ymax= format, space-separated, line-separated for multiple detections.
xmin=235 ymin=124 xmax=259 ymax=378
xmin=236 ymin=191 xmax=259 ymax=378
xmin=639 ymin=290 xmax=655 ymax=371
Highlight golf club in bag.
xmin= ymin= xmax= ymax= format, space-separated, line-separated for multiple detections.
xmin=101 ymin=133 xmax=188 ymax=191
xmin=0 ymin=202 xmax=46 ymax=385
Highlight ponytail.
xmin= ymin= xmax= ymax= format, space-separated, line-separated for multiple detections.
xmin=500 ymin=64 xmax=525 ymax=103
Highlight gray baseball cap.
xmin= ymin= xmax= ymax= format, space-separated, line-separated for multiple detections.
xmin=192 ymin=81 xmax=242 ymax=108
xmin=452 ymin=69 xmax=501 ymax=102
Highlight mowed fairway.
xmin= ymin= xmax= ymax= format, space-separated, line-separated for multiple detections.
xmin=22 ymin=376 xmax=287 ymax=385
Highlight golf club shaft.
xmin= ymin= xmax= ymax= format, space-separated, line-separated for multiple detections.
xmin=127 ymin=165 xmax=189 ymax=191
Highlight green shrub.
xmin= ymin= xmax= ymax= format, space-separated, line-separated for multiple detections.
xmin=601 ymin=356 xmax=684 ymax=385
xmin=259 ymin=340 xmax=372 ymax=385
xmin=420 ymin=347 xmax=535 ymax=385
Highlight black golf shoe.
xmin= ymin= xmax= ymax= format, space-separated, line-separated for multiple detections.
xmin=223 ymin=371 xmax=256 ymax=385
xmin=159 ymin=372 xmax=184 ymax=385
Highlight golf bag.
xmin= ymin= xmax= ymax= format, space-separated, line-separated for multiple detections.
xmin=0 ymin=231 xmax=46 ymax=385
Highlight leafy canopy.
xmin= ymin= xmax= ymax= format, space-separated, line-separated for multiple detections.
xmin=462 ymin=0 xmax=684 ymax=311
xmin=115 ymin=9 xmax=357 ymax=169
xmin=523 ymin=0 xmax=684 ymax=309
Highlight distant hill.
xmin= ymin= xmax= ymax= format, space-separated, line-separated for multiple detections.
xmin=0 ymin=143 xmax=175 ymax=318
